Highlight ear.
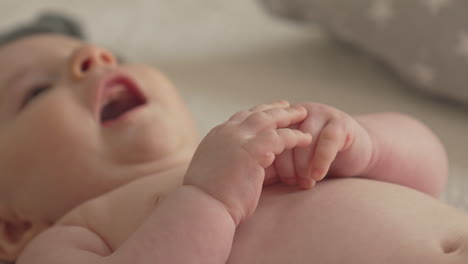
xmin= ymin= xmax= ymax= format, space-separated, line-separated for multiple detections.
xmin=0 ymin=217 xmax=40 ymax=261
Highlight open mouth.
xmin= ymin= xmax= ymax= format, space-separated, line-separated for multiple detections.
xmin=99 ymin=76 xmax=146 ymax=124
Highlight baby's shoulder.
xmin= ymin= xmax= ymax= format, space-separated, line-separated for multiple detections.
xmin=56 ymin=175 xmax=166 ymax=250
xmin=17 ymin=225 xmax=110 ymax=264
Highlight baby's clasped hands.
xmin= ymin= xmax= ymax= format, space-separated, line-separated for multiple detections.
xmin=265 ymin=102 xmax=363 ymax=189
xmin=184 ymin=100 xmax=312 ymax=226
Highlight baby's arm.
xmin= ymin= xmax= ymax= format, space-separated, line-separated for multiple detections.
xmin=267 ymin=103 xmax=448 ymax=197
xmin=346 ymin=113 xmax=448 ymax=197
xmin=17 ymin=101 xmax=311 ymax=264
xmin=17 ymin=187 xmax=235 ymax=264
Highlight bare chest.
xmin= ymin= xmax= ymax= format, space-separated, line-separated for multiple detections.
xmin=229 ymin=180 xmax=468 ymax=264
xmin=59 ymin=179 xmax=468 ymax=263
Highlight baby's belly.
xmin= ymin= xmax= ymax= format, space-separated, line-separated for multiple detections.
xmin=228 ymin=178 xmax=468 ymax=264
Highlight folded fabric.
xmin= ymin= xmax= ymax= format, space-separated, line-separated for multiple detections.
xmin=260 ymin=0 xmax=468 ymax=106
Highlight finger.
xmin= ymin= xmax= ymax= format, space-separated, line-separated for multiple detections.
xmin=249 ymin=100 xmax=290 ymax=112
xmin=242 ymin=129 xmax=312 ymax=168
xmin=241 ymin=105 xmax=307 ymax=132
xmin=294 ymin=117 xmax=327 ymax=179
xmin=297 ymin=177 xmax=316 ymax=190
xmin=276 ymin=129 xmax=312 ymax=151
xmin=263 ymin=165 xmax=279 ymax=186
xmin=274 ymin=129 xmax=312 ymax=183
xmin=274 ymin=149 xmax=297 ymax=186
xmin=229 ymin=101 xmax=290 ymax=123
xmin=229 ymin=110 xmax=251 ymax=123
xmin=308 ymin=121 xmax=346 ymax=181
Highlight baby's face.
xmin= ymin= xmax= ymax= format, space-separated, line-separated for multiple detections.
xmin=0 ymin=34 xmax=198 ymax=223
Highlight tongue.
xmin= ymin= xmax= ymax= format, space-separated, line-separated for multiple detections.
xmin=100 ymin=85 xmax=139 ymax=122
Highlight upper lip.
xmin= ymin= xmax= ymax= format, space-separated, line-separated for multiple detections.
xmin=93 ymin=71 xmax=146 ymax=122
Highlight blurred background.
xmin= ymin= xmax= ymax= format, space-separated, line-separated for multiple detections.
xmin=0 ymin=0 xmax=467 ymax=209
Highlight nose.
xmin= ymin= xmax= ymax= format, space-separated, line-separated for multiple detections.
xmin=69 ymin=45 xmax=117 ymax=80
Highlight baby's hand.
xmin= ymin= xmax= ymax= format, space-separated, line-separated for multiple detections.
xmin=184 ymin=101 xmax=312 ymax=225
xmin=264 ymin=103 xmax=360 ymax=189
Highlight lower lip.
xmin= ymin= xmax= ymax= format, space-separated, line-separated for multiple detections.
xmin=101 ymin=104 xmax=146 ymax=127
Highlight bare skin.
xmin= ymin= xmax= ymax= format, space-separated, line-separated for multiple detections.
xmin=0 ymin=34 xmax=461 ymax=264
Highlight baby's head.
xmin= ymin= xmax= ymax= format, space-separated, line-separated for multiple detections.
xmin=0 ymin=18 xmax=198 ymax=260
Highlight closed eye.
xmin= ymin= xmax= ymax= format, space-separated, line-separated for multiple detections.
xmin=20 ymin=84 xmax=51 ymax=110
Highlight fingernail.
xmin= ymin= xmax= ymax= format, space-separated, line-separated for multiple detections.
xmin=309 ymin=180 xmax=316 ymax=188
xmin=308 ymin=167 xmax=322 ymax=180
xmin=298 ymin=178 xmax=315 ymax=189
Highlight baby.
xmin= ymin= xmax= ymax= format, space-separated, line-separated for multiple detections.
xmin=0 ymin=29 xmax=467 ymax=264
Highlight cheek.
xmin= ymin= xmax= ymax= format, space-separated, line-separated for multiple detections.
xmin=0 ymin=96 xmax=107 ymax=215
xmin=23 ymin=99 xmax=97 ymax=151
xmin=1 ymin=95 xmax=100 ymax=175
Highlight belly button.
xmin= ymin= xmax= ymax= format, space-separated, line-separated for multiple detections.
xmin=440 ymin=235 xmax=464 ymax=254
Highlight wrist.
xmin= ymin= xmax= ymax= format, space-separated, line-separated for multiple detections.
xmin=329 ymin=118 xmax=375 ymax=177
xmin=179 ymin=185 xmax=238 ymax=227
xmin=354 ymin=117 xmax=379 ymax=176
xmin=112 ymin=184 xmax=237 ymax=264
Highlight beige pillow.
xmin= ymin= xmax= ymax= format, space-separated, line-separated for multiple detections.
xmin=260 ymin=0 xmax=468 ymax=106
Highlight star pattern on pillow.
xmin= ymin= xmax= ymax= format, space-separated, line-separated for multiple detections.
xmin=366 ymin=0 xmax=459 ymax=87
xmin=456 ymin=31 xmax=468 ymax=62
xmin=368 ymin=0 xmax=394 ymax=27
xmin=423 ymin=0 xmax=452 ymax=15
xmin=261 ymin=0 xmax=468 ymax=105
